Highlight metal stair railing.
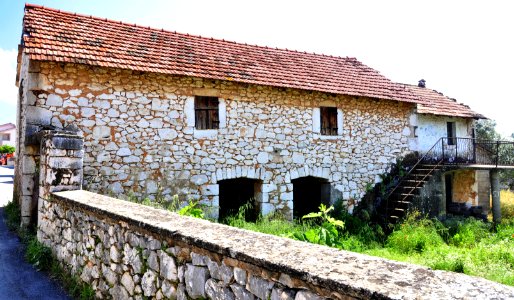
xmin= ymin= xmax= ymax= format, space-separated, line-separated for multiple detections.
xmin=383 ymin=137 xmax=514 ymax=221
xmin=385 ymin=138 xmax=444 ymax=220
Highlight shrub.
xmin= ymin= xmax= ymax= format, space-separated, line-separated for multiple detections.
xmin=0 ymin=145 xmax=15 ymax=154
xmin=386 ymin=212 xmax=445 ymax=253
xmin=447 ymin=217 xmax=491 ymax=248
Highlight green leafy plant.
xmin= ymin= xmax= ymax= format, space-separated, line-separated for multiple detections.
xmin=178 ymin=200 xmax=205 ymax=219
xmin=293 ymin=204 xmax=345 ymax=247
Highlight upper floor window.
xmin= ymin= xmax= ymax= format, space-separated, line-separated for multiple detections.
xmin=447 ymin=121 xmax=456 ymax=145
xmin=320 ymin=107 xmax=338 ymax=136
xmin=195 ymin=96 xmax=219 ymax=130
xmin=2 ymin=134 xmax=10 ymax=141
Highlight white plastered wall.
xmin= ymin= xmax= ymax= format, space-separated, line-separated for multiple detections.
xmin=411 ymin=114 xmax=473 ymax=153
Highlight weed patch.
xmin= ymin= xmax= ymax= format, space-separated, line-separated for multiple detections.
xmin=386 ymin=212 xmax=445 ymax=254
xmin=25 ymin=237 xmax=53 ymax=271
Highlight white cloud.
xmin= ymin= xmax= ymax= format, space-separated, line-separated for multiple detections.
xmin=0 ymin=48 xmax=18 ymax=124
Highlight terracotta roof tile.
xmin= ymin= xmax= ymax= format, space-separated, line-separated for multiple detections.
xmin=404 ymin=84 xmax=485 ymax=119
xmin=21 ymin=4 xmax=421 ymax=103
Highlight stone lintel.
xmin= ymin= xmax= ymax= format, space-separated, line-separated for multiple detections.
xmin=26 ymin=129 xmax=83 ymax=148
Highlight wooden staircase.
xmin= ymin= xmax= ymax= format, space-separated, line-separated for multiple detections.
xmin=385 ymin=162 xmax=443 ymax=222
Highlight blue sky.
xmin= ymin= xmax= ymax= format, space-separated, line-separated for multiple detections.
xmin=0 ymin=0 xmax=513 ymax=136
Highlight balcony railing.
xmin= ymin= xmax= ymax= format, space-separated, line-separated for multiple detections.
xmin=424 ymin=137 xmax=514 ymax=167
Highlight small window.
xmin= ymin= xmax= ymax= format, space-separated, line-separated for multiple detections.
xmin=447 ymin=122 xmax=456 ymax=145
xmin=195 ymin=96 xmax=219 ymax=130
xmin=320 ymin=107 xmax=338 ymax=136
xmin=2 ymin=134 xmax=10 ymax=141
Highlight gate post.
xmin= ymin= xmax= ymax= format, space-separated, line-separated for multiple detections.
xmin=37 ymin=130 xmax=83 ymax=236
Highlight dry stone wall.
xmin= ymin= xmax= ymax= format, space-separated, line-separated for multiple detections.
xmin=38 ymin=190 xmax=514 ymax=299
xmin=21 ymin=59 xmax=413 ymax=218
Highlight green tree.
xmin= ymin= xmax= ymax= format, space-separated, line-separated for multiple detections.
xmin=475 ymin=120 xmax=500 ymax=141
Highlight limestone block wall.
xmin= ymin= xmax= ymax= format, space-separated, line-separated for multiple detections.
xmin=20 ymin=60 xmax=414 ymax=218
xmin=37 ymin=190 xmax=514 ymax=299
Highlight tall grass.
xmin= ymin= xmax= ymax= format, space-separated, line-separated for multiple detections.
xmin=224 ymin=202 xmax=514 ymax=286
xmin=128 ymin=194 xmax=514 ymax=286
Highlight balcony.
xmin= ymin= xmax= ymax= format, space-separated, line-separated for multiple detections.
xmin=421 ymin=137 xmax=514 ymax=169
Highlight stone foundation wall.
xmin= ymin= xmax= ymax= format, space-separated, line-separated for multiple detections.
xmin=37 ymin=190 xmax=514 ymax=299
xmin=20 ymin=60 xmax=413 ymax=218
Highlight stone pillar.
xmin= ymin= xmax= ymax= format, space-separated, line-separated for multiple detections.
xmin=37 ymin=130 xmax=83 ymax=229
xmin=490 ymin=169 xmax=501 ymax=223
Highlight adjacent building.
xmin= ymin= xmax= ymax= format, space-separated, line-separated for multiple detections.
xmin=0 ymin=123 xmax=16 ymax=147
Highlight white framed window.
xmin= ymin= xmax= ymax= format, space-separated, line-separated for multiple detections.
xmin=185 ymin=96 xmax=226 ymax=138
xmin=313 ymin=107 xmax=343 ymax=138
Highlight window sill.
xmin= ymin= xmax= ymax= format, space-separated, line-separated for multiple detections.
xmin=193 ymin=129 xmax=218 ymax=139
xmin=315 ymin=135 xmax=344 ymax=140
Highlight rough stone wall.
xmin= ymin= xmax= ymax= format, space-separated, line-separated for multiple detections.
xmin=37 ymin=190 xmax=514 ymax=299
xmin=20 ymin=60 xmax=413 ymax=218
xmin=15 ymin=53 xmax=41 ymax=225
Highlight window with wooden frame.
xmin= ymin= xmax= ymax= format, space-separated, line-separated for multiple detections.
xmin=194 ymin=96 xmax=219 ymax=130
xmin=320 ymin=107 xmax=338 ymax=136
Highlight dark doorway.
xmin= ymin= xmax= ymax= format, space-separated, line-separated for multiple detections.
xmin=218 ymin=178 xmax=261 ymax=222
xmin=292 ymin=176 xmax=330 ymax=219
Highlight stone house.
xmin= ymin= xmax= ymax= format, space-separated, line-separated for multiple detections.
xmin=14 ymin=4 xmax=511 ymax=224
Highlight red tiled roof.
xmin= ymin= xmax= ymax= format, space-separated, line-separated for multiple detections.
xmin=405 ymin=84 xmax=485 ymax=119
xmin=21 ymin=4 xmax=421 ymax=103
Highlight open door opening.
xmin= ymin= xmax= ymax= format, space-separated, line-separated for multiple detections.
xmin=218 ymin=178 xmax=262 ymax=222
xmin=292 ymin=176 xmax=330 ymax=219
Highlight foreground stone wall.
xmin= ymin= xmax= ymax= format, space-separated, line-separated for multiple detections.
xmin=38 ymin=190 xmax=514 ymax=299
xmin=20 ymin=60 xmax=414 ymax=218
